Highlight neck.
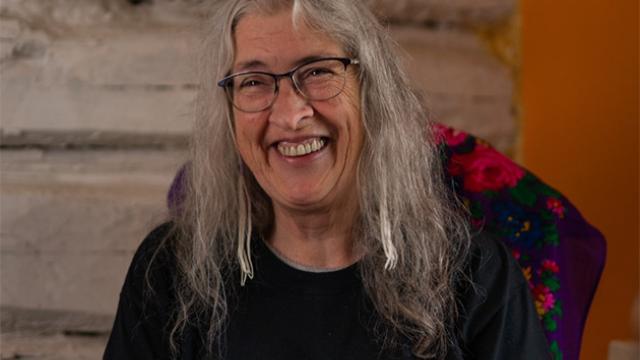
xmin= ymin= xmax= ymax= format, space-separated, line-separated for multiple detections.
xmin=267 ymin=200 xmax=360 ymax=269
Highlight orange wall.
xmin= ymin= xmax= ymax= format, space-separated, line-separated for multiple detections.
xmin=521 ymin=0 xmax=639 ymax=359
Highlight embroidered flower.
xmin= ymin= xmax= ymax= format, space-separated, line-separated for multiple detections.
xmin=542 ymin=259 xmax=560 ymax=274
xmin=532 ymin=284 xmax=556 ymax=315
xmin=542 ymin=292 xmax=556 ymax=313
xmin=433 ymin=123 xmax=469 ymax=147
xmin=448 ymin=144 xmax=525 ymax=192
xmin=522 ymin=266 xmax=532 ymax=282
xmin=493 ymin=202 xmax=545 ymax=248
xmin=546 ymin=198 xmax=566 ymax=218
xmin=470 ymin=218 xmax=484 ymax=229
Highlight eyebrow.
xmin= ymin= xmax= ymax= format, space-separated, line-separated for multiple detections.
xmin=234 ymin=54 xmax=340 ymax=73
xmin=235 ymin=59 xmax=267 ymax=72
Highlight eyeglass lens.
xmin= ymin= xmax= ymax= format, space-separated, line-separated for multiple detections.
xmin=227 ymin=59 xmax=348 ymax=112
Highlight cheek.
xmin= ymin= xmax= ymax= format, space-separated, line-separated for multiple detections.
xmin=234 ymin=113 xmax=259 ymax=143
xmin=321 ymin=87 xmax=361 ymax=131
xmin=233 ymin=121 xmax=253 ymax=160
xmin=233 ymin=122 xmax=246 ymax=148
xmin=234 ymin=117 xmax=268 ymax=167
xmin=341 ymin=88 xmax=364 ymax=146
xmin=340 ymin=81 xmax=362 ymax=126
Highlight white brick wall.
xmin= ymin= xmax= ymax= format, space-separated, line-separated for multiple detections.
xmin=1 ymin=149 xmax=186 ymax=314
xmin=1 ymin=0 xmax=516 ymax=147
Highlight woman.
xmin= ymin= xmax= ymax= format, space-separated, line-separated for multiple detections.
xmin=104 ymin=0 xmax=549 ymax=359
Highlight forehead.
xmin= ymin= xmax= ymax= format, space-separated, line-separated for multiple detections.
xmin=233 ymin=9 xmax=344 ymax=71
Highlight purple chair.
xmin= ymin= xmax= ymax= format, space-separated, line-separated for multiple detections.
xmin=168 ymin=123 xmax=606 ymax=360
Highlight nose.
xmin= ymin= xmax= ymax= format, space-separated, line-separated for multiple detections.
xmin=268 ymin=78 xmax=313 ymax=130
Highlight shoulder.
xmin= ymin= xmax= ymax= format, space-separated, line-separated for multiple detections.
xmin=121 ymin=222 xmax=177 ymax=303
xmin=458 ymin=231 xmax=530 ymax=322
xmin=453 ymin=231 xmax=551 ymax=359
xmin=131 ymin=222 xmax=175 ymax=267
xmin=465 ymin=231 xmax=527 ymax=297
xmin=105 ymin=223 xmax=180 ymax=359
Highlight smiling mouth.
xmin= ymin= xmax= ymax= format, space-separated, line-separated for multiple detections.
xmin=276 ymin=137 xmax=328 ymax=157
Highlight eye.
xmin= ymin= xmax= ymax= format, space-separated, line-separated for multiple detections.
xmin=234 ymin=73 xmax=273 ymax=91
xmin=239 ymin=78 xmax=265 ymax=88
xmin=300 ymin=66 xmax=335 ymax=80
xmin=309 ymin=67 xmax=333 ymax=76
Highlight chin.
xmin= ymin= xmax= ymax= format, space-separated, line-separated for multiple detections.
xmin=270 ymin=183 xmax=333 ymax=210
xmin=280 ymin=190 xmax=328 ymax=209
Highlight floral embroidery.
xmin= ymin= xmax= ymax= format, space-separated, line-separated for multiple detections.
xmin=547 ymin=198 xmax=566 ymax=218
xmin=434 ymin=124 xmax=468 ymax=146
xmin=533 ymin=284 xmax=555 ymax=314
xmin=522 ymin=266 xmax=533 ymax=281
xmin=448 ymin=144 xmax=526 ymax=192
xmin=493 ymin=201 xmax=545 ymax=248
xmin=542 ymin=259 xmax=560 ymax=274
xmin=434 ymin=124 xmax=565 ymax=360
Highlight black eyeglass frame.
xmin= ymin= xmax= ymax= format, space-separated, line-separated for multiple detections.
xmin=217 ymin=57 xmax=359 ymax=113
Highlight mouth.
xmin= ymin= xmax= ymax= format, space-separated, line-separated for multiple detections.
xmin=275 ymin=137 xmax=329 ymax=157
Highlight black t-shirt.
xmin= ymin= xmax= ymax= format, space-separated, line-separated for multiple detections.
xmin=104 ymin=223 xmax=550 ymax=359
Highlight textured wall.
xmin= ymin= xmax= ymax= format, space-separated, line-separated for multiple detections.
xmin=0 ymin=0 xmax=517 ymax=358
xmin=1 ymin=0 xmax=517 ymax=148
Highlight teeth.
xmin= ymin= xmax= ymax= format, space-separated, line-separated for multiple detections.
xmin=277 ymin=137 xmax=326 ymax=157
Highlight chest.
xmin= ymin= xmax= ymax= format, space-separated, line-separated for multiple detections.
xmin=218 ymin=284 xmax=411 ymax=360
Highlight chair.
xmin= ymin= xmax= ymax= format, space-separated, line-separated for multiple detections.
xmin=168 ymin=123 xmax=607 ymax=360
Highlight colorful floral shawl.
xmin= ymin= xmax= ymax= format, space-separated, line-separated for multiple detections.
xmin=434 ymin=124 xmax=606 ymax=360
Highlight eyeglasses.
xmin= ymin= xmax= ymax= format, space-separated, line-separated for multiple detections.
xmin=217 ymin=57 xmax=359 ymax=113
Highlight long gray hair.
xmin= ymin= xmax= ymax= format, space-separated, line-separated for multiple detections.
xmin=165 ymin=0 xmax=472 ymax=358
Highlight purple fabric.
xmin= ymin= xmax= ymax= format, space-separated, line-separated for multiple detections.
xmin=554 ymin=202 xmax=606 ymax=359
xmin=167 ymin=163 xmax=188 ymax=217
xmin=167 ymin=123 xmax=607 ymax=360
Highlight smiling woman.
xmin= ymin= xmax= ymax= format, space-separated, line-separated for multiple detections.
xmin=231 ymin=11 xmax=364 ymax=256
xmin=103 ymin=1 xmax=550 ymax=359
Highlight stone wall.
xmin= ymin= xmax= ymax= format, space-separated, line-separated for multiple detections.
xmin=0 ymin=0 xmax=517 ymax=358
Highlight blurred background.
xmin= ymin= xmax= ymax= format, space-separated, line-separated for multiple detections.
xmin=0 ymin=0 xmax=637 ymax=359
